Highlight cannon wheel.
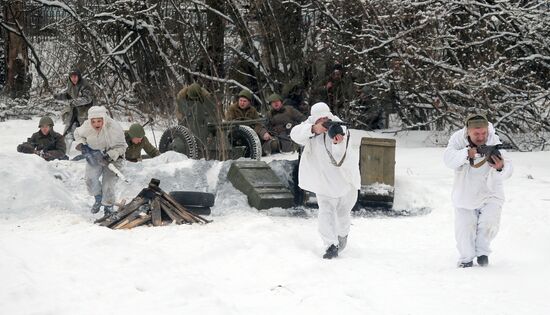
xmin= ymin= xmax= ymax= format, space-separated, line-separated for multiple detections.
xmin=159 ymin=126 xmax=199 ymax=159
xmin=228 ymin=125 xmax=262 ymax=160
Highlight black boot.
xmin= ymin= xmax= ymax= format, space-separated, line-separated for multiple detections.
xmin=477 ymin=255 xmax=489 ymax=267
xmin=323 ymin=244 xmax=339 ymax=259
xmin=91 ymin=195 xmax=102 ymax=214
xmin=458 ymin=261 xmax=473 ymax=268
xmin=338 ymin=235 xmax=348 ymax=253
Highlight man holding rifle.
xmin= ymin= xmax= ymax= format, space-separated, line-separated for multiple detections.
xmin=74 ymin=106 xmax=127 ymax=216
xmin=444 ymin=113 xmax=513 ymax=268
xmin=290 ymin=102 xmax=360 ymax=259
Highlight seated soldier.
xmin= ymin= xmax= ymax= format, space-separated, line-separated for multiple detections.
xmin=17 ymin=116 xmax=68 ymax=161
xmin=263 ymin=93 xmax=306 ymax=155
xmin=124 ymin=123 xmax=160 ymax=162
xmin=225 ymin=89 xmax=268 ymax=139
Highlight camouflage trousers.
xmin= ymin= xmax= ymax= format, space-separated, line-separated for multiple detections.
xmin=85 ymin=159 xmax=123 ymax=206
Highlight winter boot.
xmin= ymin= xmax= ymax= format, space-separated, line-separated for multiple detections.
xmin=91 ymin=195 xmax=102 ymax=214
xmin=323 ymin=244 xmax=339 ymax=259
xmin=338 ymin=235 xmax=348 ymax=253
xmin=458 ymin=261 xmax=473 ymax=268
xmin=477 ymin=255 xmax=489 ymax=267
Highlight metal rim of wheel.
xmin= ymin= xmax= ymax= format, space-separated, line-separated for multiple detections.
xmin=158 ymin=125 xmax=199 ymax=159
xmin=228 ymin=125 xmax=262 ymax=160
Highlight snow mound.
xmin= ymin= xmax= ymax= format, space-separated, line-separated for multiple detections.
xmin=0 ymin=153 xmax=75 ymax=218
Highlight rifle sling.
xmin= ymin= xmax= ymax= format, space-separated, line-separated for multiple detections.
xmin=323 ymin=130 xmax=350 ymax=167
xmin=469 ymin=157 xmax=487 ymax=168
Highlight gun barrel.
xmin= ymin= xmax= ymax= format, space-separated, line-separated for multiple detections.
xmin=108 ymin=163 xmax=129 ymax=183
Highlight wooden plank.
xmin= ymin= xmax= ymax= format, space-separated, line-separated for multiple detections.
xmin=99 ymin=196 xmax=147 ymax=227
xmin=119 ymin=214 xmax=151 ymax=229
xmin=151 ymin=198 xmax=162 ymax=227
xmin=159 ymin=200 xmax=182 ymax=224
xmin=160 ymin=191 xmax=211 ymax=224
xmin=160 ymin=197 xmax=197 ymax=223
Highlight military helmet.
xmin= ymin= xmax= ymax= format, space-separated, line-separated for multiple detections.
xmin=238 ymin=89 xmax=253 ymax=101
xmin=267 ymin=93 xmax=283 ymax=103
xmin=187 ymin=83 xmax=202 ymax=100
xmin=38 ymin=116 xmax=54 ymax=127
xmin=128 ymin=123 xmax=145 ymax=138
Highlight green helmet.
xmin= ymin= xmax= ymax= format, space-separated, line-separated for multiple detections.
xmin=187 ymin=83 xmax=203 ymax=100
xmin=38 ymin=116 xmax=54 ymax=127
xmin=128 ymin=123 xmax=145 ymax=138
xmin=267 ymin=93 xmax=283 ymax=103
xmin=238 ymin=89 xmax=252 ymax=101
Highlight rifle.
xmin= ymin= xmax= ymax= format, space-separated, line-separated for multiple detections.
xmin=476 ymin=144 xmax=502 ymax=164
xmin=467 ymin=136 xmax=502 ymax=165
xmin=80 ymin=144 xmax=129 ymax=182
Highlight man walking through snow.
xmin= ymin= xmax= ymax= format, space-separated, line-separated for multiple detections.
xmin=74 ymin=106 xmax=127 ymax=216
xmin=290 ymin=102 xmax=360 ymax=259
xmin=444 ymin=113 xmax=513 ymax=268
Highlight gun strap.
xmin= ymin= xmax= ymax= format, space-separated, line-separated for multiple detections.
xmin=470 ymin=157 xmax=487 ymax=168
xmin=323 ymin=130 xmax=350 ymax=167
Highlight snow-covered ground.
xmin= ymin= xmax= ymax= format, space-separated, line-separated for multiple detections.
xmin=1 ymin=118 xmax=549 ymax=315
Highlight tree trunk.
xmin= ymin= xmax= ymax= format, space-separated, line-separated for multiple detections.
xmin=3 ymin=0 xmax=31 ymax=99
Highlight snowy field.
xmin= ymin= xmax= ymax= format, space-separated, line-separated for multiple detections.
xmin=1 ymin=117 xmax=549 ymax=315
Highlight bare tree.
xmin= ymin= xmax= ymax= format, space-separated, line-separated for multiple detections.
xmin=2 ymin=0 xmax=32 ymax=98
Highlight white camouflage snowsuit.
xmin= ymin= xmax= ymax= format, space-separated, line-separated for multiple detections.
xmin=74 ymin=106 xmax=127 ymax=207
xmin=290 ymin=102 xmax=360 ymax=249
xmin=443 ymin=123 xmax=513 ymax=264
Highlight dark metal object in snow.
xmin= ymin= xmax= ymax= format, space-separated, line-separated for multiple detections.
xmin=227 ymin=161 xmax=294 ymax=210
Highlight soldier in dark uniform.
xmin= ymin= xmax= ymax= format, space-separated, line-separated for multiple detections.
xmin=17 ymin=116 xmax=68 ymax=161
xmin=355 ymin=85 xmax=386 ymax=130
xmin=176 ymin=83 xmax=219 ymax=141
xmin=263 ymin=93 xmax=306 ymax=155
xmin=124 ymin=124 xmax=160 ymax=162
xmin=225 ymin=89 xmax=268 ymax=139
xmin=54 ymin=68 xmax=95 ymax=150
xmin=320 ymin=64 xmax=354 ymax=118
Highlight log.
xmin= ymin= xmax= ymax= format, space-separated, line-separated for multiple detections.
xmin=119 ymin=214 xmax=151 ymax=229
xmin=151 ymin=198 xmax=162 ymax=227
xmin=159 ymin=200 xmax=182 ymax=224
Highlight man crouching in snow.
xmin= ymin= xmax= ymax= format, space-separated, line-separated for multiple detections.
xmin=74 ymin=106 xmax=127 ymax=216
xmin=444 ymin=113 xmax=513 ymax=268
xmin=290 ymin=102 xmax=360 ymax=259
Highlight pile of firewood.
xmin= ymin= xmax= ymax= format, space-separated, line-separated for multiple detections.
xmin=96 ymin=178 xmax=211 ymax=229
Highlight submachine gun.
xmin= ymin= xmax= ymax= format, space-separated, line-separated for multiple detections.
xmin=322 ymin=120 xmax=351 ymax=139
xmin=80 ymin=144 xmax=129 ymax=182
xmin=476 ymin=144 xmax=502 ymax=164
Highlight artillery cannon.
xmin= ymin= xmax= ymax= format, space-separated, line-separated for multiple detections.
xmin=159 ymin=118 xmax=264 ymax=161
